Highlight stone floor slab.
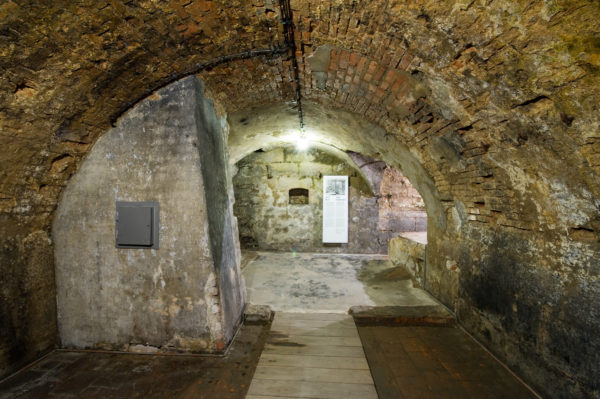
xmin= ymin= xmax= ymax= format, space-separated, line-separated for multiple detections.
xmin=243 ymin=252 xmax=437 ymax=313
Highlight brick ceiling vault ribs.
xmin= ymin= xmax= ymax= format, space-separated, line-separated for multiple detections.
xmin=109 ymin=47 xmax=289 ymax=128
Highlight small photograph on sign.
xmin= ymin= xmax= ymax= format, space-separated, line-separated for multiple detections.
xmin=325 ymin=178 xmax=346 ymax=196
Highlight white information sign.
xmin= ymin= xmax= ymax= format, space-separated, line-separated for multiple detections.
xmin=323 ymin=175 xmax=348 ymax=243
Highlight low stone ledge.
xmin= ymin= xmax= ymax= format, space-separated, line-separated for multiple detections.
xmin=244 ymin=304 xmax=274 ymax=325
xmin=349 ymin=305 xmax=455 ymax=327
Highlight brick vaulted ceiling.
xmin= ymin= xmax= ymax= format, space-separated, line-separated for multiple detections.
xmin=1 ymin=2 xmax=600 ymax=397
xmin=1 ymin=0 xmax=599 ymax=238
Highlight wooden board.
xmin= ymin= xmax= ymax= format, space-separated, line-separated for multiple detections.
xmin=357 ymin=325 xmax=540 ymax=399
xmin=247 ymin=312 xmax=377 ymax=399
xmin=247 ymin=379 xmax=378 ymax=399
xmin=257 ymin=353 xmax=370 ymax=370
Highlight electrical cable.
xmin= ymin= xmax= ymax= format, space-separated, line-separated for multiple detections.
xmin=279 ymin=0 xmax=304 ymax=130
xmin=109 ymin=2 xmax=304 ymax=130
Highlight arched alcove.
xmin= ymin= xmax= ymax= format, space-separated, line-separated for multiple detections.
xmin=232 ymin=144 xmax=428 ymax=255
xmin=227 ymin=104 xmax=446 ymax=292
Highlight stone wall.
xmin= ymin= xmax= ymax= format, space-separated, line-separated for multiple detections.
xmin=1 ymin=2 xmax=599 ymax=398
xmin=0 ymin=230 xmax=56 ymax=378
xmin=388 ymin=233 xmax=427 ymax=287
xmin=53 ymin=77 xmax=244 ymax=353
xmin=346 ymin=152 xmax=428 ymax=235
xmin=233 ymin=147 xmax=426 ymax=254
xmin=377 ymin=166 xmax=427 ymax=233
xmin=193 ymin=79 xmax=246 ymax=345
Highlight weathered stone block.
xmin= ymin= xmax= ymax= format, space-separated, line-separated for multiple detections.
xmin=244 ymin=304 xmax=273 ymax=325
xmin=388 ymin=235 xmax=426 ymax=287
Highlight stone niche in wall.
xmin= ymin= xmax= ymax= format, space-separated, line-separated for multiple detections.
xmin=233 ymin=146 xmax=427 ymax=254
xmin=53 ymin=77 xmax=245 ymax=354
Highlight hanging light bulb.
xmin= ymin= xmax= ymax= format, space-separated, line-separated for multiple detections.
xmin=296 ymin=134 xmax=310 ymax=151
xmin=293 ymin=125 xmax=310 ymax=151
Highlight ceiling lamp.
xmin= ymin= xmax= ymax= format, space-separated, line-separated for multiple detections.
xmin=295 ymin=133 xmax=310 ymax=151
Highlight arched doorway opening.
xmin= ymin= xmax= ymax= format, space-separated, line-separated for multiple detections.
xmin=230 ymin=139 xmax=435 ymax=313
xmin=50 ymin=75 xmax=447 ymax=352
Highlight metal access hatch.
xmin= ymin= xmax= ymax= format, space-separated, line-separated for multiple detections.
xmin=115 ymin=201 xmax=159 ymax=249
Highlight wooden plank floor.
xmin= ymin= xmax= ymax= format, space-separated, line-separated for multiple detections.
xmin=0 ymin=323 xmax=271 ymax=399
xmin=246 ymin=312 xmax=378 ymax=399
xmin=357 ymin=325 xmax=540 ymax=399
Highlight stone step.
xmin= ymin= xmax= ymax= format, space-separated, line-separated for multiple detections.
xmin=244 ymin=304 xmax=274 ymax=325
xmin=349 ymin=305 xmax=455 ymax=326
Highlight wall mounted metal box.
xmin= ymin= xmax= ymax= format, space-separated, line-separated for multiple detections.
xmin=115 ymin=201 xmax=159 ymax=249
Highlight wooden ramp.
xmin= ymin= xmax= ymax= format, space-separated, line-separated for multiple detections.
xmin=246 ymin=312 xmax=378 ymax=399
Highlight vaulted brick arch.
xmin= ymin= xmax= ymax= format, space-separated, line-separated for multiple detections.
xmin=1 ymin=2 xmax=599 ymax=398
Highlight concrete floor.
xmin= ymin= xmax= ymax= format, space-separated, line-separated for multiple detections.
xmin=242 ymin=251 xmax=438 ymax=313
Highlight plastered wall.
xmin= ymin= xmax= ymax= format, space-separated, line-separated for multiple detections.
xmin=53 ymin=77 xmax=244 ymax=353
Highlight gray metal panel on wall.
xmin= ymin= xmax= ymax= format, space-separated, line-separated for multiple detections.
xmin=116 ymin=201 xmax=159 ymax=248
